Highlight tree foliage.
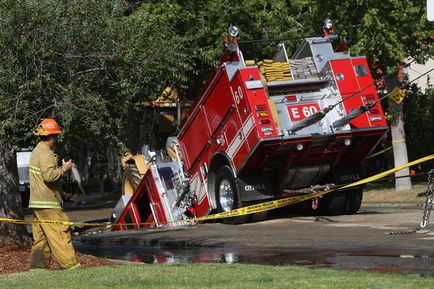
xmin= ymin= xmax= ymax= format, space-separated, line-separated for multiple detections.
xmin=308 ymin=0 xmax=433 ymax=71
xmin=404 ymin=86 xmax=434 ymax=160
xmin=0 ymin=1 xmax=192 ymax=153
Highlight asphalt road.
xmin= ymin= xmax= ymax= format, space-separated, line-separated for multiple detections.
xmin=76 ymin=203 xmax=434 ymax=276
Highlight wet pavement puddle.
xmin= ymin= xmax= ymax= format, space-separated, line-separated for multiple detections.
xmin=75 ymin=243 xmax=434 ymax=277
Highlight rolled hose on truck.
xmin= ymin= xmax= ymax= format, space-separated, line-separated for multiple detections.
xmin=1 ymin=154 xmax=434 ymax=227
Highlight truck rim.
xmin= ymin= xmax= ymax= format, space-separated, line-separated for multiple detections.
xmin=219 ymin=179 xmax=234 ymax=211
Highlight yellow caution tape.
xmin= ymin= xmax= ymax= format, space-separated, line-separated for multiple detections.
xmin=1 ymin=154 xmax=434 ymax=227
xmin=366 ymin=146 xmax=392 ymax=159
xmin=0 ymin=218 xmax=110 ymax=227
xmin=340 ymin=154 xmax=434 ymax=189
xmin=192 ymin=154 xmax=434 ymax=222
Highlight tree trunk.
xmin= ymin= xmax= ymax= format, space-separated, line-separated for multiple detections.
xmin=388 ymin=98 xmax=412 ymax=191
xmin=385 ymin=64 xmax=412 ymax=191
xmin=0 ymin=140 xmax=32 ymax=247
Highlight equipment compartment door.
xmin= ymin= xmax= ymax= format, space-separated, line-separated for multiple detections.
xmin=330 ymin=59 xmax=360 ymax=95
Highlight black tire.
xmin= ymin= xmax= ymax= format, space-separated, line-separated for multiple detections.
xmin=318 ymin=191 xmax=347 ymax=216
xmin=122 ymin=164 xmax=141 ymax=196
xmin=215 ymin=166 xmax=250 ymax=224
xmin=345 ymin=189 xmax=363 ymax=214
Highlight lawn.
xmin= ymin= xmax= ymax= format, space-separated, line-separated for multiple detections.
xmin=1 ymin=263 xmax=433 ymax=289
xmin=363 ymin=182 xmax=428 ymax=204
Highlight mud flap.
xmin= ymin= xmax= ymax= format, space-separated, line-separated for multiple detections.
xmin=236 ymin=174 xmax=273 ymax=202
xmin=330 ymin=166 xmax=365 ymax=185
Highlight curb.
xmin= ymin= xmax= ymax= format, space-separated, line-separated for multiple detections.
xmin=362 ymin=203 xmax=425 ymax=209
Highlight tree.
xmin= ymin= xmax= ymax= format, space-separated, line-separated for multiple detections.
xmin=0 ymin=0 xmax=123 ymax=246
xmin=0 ymin=0 xmax=192 ymax=246
xmin=169 ymin=0 xmax=310 ymax=95
xmin=308 ymin=0 xmax=433 ymax=191
xmin=404 ymin=85 xmax=434 ymax=170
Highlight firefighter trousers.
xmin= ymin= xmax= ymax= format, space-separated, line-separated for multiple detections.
xmin=30 ymin=208 xmax=80 ymax=269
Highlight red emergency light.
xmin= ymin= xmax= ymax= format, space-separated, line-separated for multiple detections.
xmin=254 ymin=104 xmax=267 ymax=111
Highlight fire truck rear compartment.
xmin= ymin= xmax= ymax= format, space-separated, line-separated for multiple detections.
xmin=235 ymin=41 xmax=388 ymax=193
xmin=238 ymin=128 xmax=385 ymax=192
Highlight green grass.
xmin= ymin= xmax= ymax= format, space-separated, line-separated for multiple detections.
xmin=363 ymin=182 xmax=428 ymax=204
xmin=1 ymin=264 xmax=433 ymax=289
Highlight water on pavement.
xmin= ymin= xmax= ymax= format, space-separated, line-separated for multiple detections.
xmin=75 ymin=242 xmax=434 ymax=277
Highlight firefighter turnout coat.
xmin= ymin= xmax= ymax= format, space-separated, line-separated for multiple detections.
xmin=29 ymin=142 xmax=65 ymax=209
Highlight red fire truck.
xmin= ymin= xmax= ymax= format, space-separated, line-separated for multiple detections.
xmin=112 ymin=21 xmax=388 ymax=230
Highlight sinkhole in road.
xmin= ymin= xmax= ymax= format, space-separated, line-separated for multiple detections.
xmin=75 ymin=243 xmax=434 ymax=277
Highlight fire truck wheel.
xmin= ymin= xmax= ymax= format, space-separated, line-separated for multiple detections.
xmin=345 ymin=189 xmax=363 ymax=214
xmin=122 ymin=164 xmax=141 ymax=196
xmin=318 ymin=191 xmax=347 ymax=216
xmin=216 ymin=166 xmax=250 ymax=224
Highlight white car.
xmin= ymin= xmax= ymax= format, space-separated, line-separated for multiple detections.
xmin=16 ymin=151 xmax=31 ymax=207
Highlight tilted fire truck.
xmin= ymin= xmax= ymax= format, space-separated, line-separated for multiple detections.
xmin=112 ymin=20 xmax=388 ymax=230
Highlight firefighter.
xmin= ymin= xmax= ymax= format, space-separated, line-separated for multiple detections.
xmin=29 ymin=118 xmax=80 ymax=270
